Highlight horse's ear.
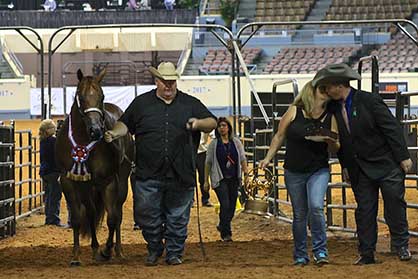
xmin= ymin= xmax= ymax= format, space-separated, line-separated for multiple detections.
xmin=77 ymin=69 xmax=83 ymax=81
xmin=96 ymin=68 xmax=107 ymax=84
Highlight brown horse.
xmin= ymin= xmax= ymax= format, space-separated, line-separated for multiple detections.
xmin=55 ymin=69 xmax=134 ymax=266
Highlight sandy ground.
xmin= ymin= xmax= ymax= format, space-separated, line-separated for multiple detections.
xmin=1 ymin=120 xmax=418 ymax=279
xmin=1 ymin=189 xmax=418 ymax=279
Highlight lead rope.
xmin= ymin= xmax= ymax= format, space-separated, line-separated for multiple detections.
xmin=189 ymin=131 xmax=207 ymax=261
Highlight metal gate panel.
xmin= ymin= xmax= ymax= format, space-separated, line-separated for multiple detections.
xmin=0 ymin=124 xmax=15 ymax=238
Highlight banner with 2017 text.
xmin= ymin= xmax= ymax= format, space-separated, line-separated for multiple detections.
xmin=30 ymin=85 xmax=156 ymax=116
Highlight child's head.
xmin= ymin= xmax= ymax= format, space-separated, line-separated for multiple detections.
xmin=39 ymin=119 xmax=56 ymax=140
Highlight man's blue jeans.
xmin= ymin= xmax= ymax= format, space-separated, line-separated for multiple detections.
xmin=134 ymin=178 xmax=194 ymax=260
xmin=284 ymin=168 xmax=329 ymax=262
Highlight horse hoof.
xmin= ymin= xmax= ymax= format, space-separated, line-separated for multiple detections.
xmin=96 ymin=250 xmax=112 ymax=262
xmin=70 ymin=260 xmax=81 ymax=267
xmin=115 ymin=252 xmax=125 ymax=260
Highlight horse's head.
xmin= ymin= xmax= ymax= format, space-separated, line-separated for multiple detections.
xmin=75 ymin=69 xmax=106 ymax=141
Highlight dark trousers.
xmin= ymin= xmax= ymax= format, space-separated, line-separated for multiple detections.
xmin=352 ymin=167 xmax=409 ymax=256
xmin=196 ymin=152 xmax=210 ymax=204
xmin=42 ymin=172 xmax=62 ymax=225
xmin=134 ymin=178 xmax=194 ymax=260
xmin=214 ymin=177 xmax=238 ymax=238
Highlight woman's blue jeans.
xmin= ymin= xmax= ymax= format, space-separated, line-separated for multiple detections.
xmin=284 ymin=168 xmax=329 ymax=261
xmin=42 ymin=172 xmax=62 ymax=225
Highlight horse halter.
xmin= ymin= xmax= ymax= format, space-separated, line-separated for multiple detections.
xmin=76 ymin=94 xmax=104 ymax=119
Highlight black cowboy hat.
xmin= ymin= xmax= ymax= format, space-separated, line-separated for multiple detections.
xmin=312 ymin=63 xmax=361 ymax=87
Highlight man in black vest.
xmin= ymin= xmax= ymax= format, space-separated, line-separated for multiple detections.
xmin=312 ymin=63 xmax=412 ymax=264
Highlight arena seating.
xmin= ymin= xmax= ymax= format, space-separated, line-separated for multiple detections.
xmin=199 ymin=47 xmax=262 ymax=74
xmin=262 ymin=46 xmax=361 ymax=74
xmin=202 ymin=0 xmax=221 ymax=15
xmin=323 ymin=0 xmax=418 ymax=30
xmin=0 ymin=44 xmax=18 ymax=79
xmin=255 ymin=0 xmax=316 ymax=30
xmin=353 ymin=32 xmax=418 ymax=73
xmin=0 ymin=62 xmax=16 ymax=79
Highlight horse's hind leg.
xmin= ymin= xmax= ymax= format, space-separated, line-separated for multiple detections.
xmin=98 ymin=186 xmax=117 ymax=260
xmin=101 ymin=181 xmax=125 ymax=259
xmin=115 ymin=175 xmax=129 ymax=258
xmin=89 ymin=215 xmax=100 ymax=261
xmin=101 ymin=217 xmax=116 ymax=260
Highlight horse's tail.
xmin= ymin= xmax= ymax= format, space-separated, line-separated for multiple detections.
xmin=79 ymin=188 xmax=105 ymax=238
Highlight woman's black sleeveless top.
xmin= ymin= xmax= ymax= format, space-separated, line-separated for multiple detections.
xmin=283 ymin=107 xmax=331 ymax=173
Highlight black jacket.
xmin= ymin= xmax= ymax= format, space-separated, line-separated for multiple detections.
xmin=40 ymin=136 xmax=59 ymax=176
xmin=328 ymin=89 xmax=410 ymax=185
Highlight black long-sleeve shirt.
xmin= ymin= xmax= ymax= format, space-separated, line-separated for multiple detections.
xmin=40 ymin=136 xmax=59 ymax=176
xmin=120 ymin=89 xmax=215 ymax=188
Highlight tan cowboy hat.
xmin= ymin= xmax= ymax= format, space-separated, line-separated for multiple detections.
xmin=149 ymin=62 xmax=180 ymax=81
xmin=312 ymin=63 xmax=361 ymax=87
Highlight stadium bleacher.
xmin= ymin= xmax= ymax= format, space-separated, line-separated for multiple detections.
xmin=323 ymin=0 xmax=418 ymax=30
xmin=262 ymin=46 xmax=361 ymax=74
xmin=202 ymin=0 xmax=221 ymax=15
xmin=199 ymin=48 xmax=262 ymax=75
xmin=353 ymin=32 xmax=418 ymax=73
xmin=255 ymin=0 xmax=316 ymax=30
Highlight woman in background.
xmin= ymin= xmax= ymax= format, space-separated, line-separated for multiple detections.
xmin=204 ymin=117 xmax=248 ymax=242
xmin=39 ymin=119 xmax=63 ymax=227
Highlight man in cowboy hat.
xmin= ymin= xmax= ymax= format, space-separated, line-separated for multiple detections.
xmin=104 ymin=61 xmax=216 ymax=266
xmin=313 ymin=63 xmax=412 ymax=264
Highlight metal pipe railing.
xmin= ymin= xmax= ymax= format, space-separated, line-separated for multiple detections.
xmin=47 ymin=23 xmax=234 ymax=119
xmin=270 ymin=78 xmax=299 ymax=216
xmin=358 ymin=55 xmax=379 ymax=94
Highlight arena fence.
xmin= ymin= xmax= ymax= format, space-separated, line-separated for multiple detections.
xmin=395 ymin=89 xmax=418 ymax=237
xmin=14 ymin=126 xmax=43 ymax=220
xmin=0 ymin=121 xmax=43 ymax=239
xmin=0 ymin=122 xmax=15 ymax=238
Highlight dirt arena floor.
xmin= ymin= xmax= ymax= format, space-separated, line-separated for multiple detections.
xmin=1 ymin=120 xmax=418 ymax=279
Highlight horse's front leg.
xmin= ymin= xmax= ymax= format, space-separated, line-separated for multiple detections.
xmin=84 ymin=196 xmax=101 ymax=262
xmin=71 ymin=222 xmax=82 ymax=266
xmin=114 ymin=205 xmax=124 ymax=258
xmin=64 ymin=183 xmax=82 ymax=267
